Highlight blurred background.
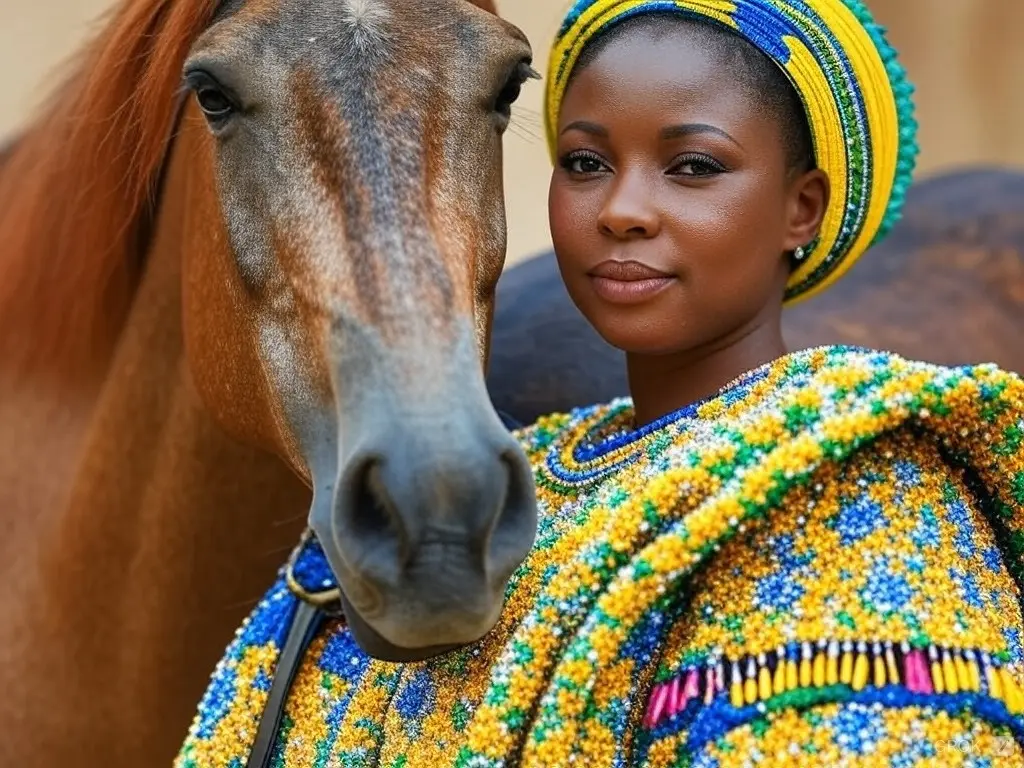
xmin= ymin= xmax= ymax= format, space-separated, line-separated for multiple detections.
xmin=2 ymin=0 xmax=1023 ymax=267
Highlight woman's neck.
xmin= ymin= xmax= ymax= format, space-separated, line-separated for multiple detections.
xmin=626 ymin=317 xmax=788 ymax=428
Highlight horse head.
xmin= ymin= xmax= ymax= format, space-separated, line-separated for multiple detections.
xmin=178 ymin=0 xmax=538 ymax=660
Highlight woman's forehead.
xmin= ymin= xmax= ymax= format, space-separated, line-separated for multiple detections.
xmin=566 ymin=24 xmax=755 ymax=99
xmin=559 ymin=33 xmax=767 ymax=131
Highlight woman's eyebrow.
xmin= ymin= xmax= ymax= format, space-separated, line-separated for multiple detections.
xmin=560 ymin=120 xmax=607 ymax=137
xmin=560 ymin=120 xmax=742 ymax=149
xmin=660 ymin=123 xmax=742 ymax=149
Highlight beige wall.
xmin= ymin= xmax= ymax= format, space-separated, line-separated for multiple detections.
xmin=3 ymin=0 xmax=1023 ymax=266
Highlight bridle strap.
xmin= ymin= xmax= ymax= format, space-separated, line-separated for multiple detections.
xmin=245 ymin=600 xmax=327 ymax=768
xmin=246 ymin=529 xmax=342 ymax=767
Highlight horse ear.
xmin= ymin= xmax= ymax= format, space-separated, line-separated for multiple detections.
xmin=467 ymin=0 xmax=498 ymax=13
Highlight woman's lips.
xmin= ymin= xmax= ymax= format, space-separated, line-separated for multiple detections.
xmin=587 ymin=259 xmax=675 ymax=304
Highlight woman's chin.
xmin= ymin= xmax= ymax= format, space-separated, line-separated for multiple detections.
xmin=570 ymin=286 xmax=693 ymax=356
xmin=589 ymin=316 xmax=693 ymax=358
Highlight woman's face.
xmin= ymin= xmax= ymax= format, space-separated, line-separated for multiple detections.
xmin=548 ymin=23 xmax=827 ymax=356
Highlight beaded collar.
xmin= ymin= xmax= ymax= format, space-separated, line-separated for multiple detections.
xmin=535 ymin=346 xmax=870 ymax=490
xmin=575 ymin=363 xmax=774 ymax=459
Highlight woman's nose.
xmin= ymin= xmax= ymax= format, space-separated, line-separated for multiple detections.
xmin=597 ymin=170 xmax=661 ymax=239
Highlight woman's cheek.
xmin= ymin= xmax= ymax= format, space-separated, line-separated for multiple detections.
xmin=551 ymin=194 xmax=595 ymax=256
xmin=548 ymin=186 xmax=576 ymax=242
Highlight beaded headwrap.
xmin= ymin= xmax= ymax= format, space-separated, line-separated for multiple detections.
xmin=544 ymin=0 xmax=919 ymax=304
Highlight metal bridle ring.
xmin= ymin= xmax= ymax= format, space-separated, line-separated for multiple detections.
xmin=284 ymin=528 xmax=343 ymax=608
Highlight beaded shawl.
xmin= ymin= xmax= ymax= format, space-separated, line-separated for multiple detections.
xmin=177 ymin=346 xmax=1024 ymax=767
xmin=544 ymin=0 xmax=920 ymax=305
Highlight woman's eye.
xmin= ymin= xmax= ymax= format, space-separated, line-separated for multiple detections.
xmin=670 ymin=155 xmax=725 ymax=177
xmin=562 ymin=153 xmax=606 ymax=174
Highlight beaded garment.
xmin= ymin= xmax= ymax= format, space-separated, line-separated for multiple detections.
xmin=177 ymin=346 xmax=1024 ymax=767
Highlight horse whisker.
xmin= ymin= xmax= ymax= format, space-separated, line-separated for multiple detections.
xmin=509 ymin=121 xmax=541 ymax=144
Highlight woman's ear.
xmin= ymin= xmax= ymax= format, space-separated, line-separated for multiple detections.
xmin=783 ymin=169 xmax=830 ymax=251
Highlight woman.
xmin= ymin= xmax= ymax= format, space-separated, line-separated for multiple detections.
xmin=178 ymin=1 xmax=1024 ymax=765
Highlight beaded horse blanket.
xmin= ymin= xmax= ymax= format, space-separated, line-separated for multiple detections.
xmin=177 ymin=346 xmax=1024 ymax=767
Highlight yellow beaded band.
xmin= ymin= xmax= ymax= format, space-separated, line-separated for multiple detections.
xmin=544 ymin=0 xmax=919 ymax=304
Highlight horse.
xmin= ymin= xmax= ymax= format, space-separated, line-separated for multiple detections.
xmin=0 ymin=0 xmax=539 ymax=765
xmin=486 ymin=166 xmax=1024 ymax=425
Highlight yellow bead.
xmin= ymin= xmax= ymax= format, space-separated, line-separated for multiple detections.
xmin=931 ymin=660 xmax=945 ymax=694
xmin=826 ymin=653 xmax=839 ymax=686
xmin=813 ymin=652 xmax=826 ymax=687
xmin=744 ymin=675 xmax=758 ymax=705
xmin=840 ymin=652 xmax=854 ymax=684
xmin=786 ymin=660 xmax=799 ymax=691
xmin=799 ymin=658 xmax=812 ymax=688
xmin=873 ymin=655 xmax=887 ymax=688
xmin=852 ymin=653 xmax=870 ymax=692
xmin=773 ymin=658 xmax=787 ymax=695
xmin=942 ymin=654 xmax=959 ymax=694
xmin=758 ymin=664 xmax=773 ymax=701
xmin=954 ymin=654 xmax=973 ymax=692
xmin=1000 ymin=669 xmax=1024 ymax=714
xmin=885 ymin=647 xmax=899 ymax=684
xmin=730 ymin=680 xmax=745 ymax=708
xmin=987 ymin=664 xmax=1003 ymax=699
xmin=967 ymin=658 xmax=982 ymax=692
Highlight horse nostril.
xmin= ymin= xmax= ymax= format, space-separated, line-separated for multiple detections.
xmin=332 ymin=431 xmax=537 ymax=606
xmin=342 ymin=455 xmax=410 ymax=564
xmin=486 ymin=445 xmax=538 ymax=580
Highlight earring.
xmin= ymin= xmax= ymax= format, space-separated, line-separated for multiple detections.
xmin=793 ymin=245 xmax=806 ymax=261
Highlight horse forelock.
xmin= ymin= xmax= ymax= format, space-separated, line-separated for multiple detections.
xmin=340 ymin=0 xmax=391 ymax=49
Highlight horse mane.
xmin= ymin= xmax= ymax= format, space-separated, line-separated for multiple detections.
xmin=0 ymin=0 xmax=220 ymax=380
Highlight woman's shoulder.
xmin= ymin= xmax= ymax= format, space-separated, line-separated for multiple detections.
xmin=741 ymin=345 xmax=1021 ymax=477
xmin=798 ymin=344 xmax=1018 ymax=379
xmin=759 ymin=344 xmax=1018 ymax=386
xmin=745 ymin=344 xmax=1022 ymax=421
xmin=512 ymin=344 xmax=1022 ymax=473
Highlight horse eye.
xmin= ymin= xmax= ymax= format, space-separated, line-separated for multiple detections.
xmin=494 ymin=60 xmax=538 ymax=123
xmin=196 ymin=85 xmax=234 ymax=119
xmin=185 ymin=71 xmax=237 ymax=125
